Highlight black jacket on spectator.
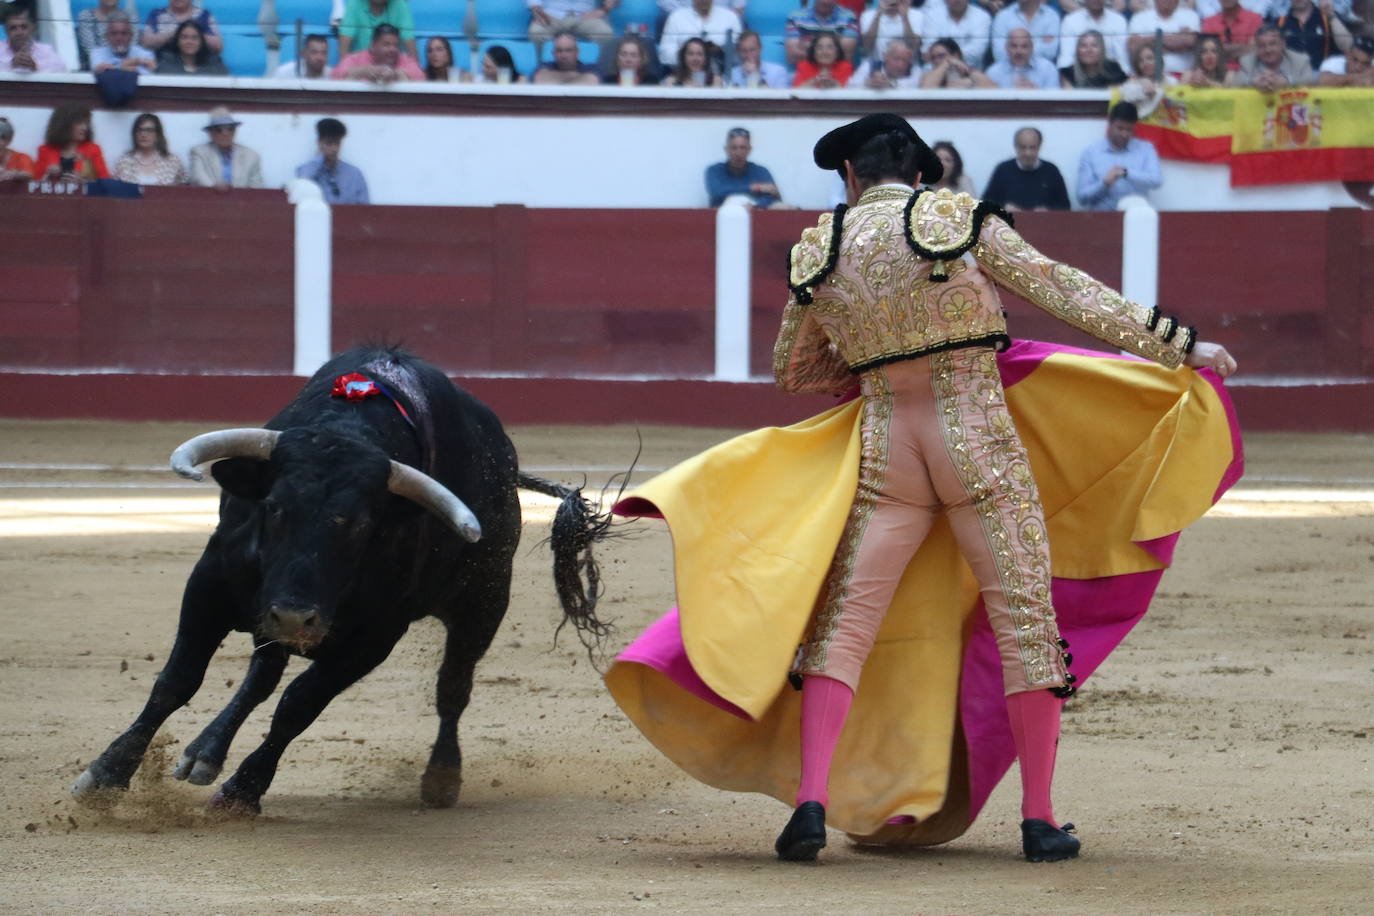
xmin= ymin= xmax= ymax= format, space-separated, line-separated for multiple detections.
xmin=1058 ymin=60 xmax=1127 ymax=88
xmin=982 ymin=159 xmax=1072 ymax=211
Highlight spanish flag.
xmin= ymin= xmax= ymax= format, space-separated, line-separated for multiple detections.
xmin=1229 ymin=87 xmax=1374 ymax=186
xmin=1131 ymin=86 xmax=1236 ymax=164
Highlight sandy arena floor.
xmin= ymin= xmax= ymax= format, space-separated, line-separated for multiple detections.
xmin=0 ymin=419 xmax=1371 ymax=914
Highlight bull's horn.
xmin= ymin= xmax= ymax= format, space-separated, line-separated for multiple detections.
xmin=170 ymin=429 xmax=280 ymax=481
xmin=387 ymin=462 xmax=482 ymax=543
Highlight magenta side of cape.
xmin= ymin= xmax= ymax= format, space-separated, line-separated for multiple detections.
xmin=611 ymin=339 xmax=1245 ymax=831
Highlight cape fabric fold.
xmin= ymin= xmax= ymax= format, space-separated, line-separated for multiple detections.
xmin=605 ymin=340 xmax=1243 ymax=844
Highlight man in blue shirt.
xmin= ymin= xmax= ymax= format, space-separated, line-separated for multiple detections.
xmin=296 ymin=118 xmax=370 ymax=205
xmin=986 ymin=28 xmax=1060 ymax=88
xmin=1076 ymin=102 xmax=1163 ymax=211
xmin=705 ymin=126 xmax=782 ymax=208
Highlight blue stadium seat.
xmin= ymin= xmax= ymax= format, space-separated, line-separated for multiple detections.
xmin=475 ymin=0 xmax=529 ymax=42
xmin=219 ymin=21 xmax=267 ymax=75
xmin=748 ymin=0 xmax=795 ymax=43
xmin=760 ymin=33 xmax=788 ymax=67
xmin=272 ymin=0 xmax=335 ymax=35
xmin=612 ymin=0 xmax=659 ymax=36
xmin=410 ymin=0 xmax=460 ymax=37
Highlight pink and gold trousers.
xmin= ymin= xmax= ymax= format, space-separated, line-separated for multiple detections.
xmin=794 ymin=347 xmax=1069 ymax=696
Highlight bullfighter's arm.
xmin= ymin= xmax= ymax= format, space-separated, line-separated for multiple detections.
xmin=772 ymin=294 xmax=856 ymax=395
xmin=972 ymin=214 xmax=1193 ymax=368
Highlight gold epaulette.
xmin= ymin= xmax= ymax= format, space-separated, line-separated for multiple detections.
xmin=903 ymin=188 xmax=1013 ymax=282
xmin=787 ymin=205 xmax=847 ymax=304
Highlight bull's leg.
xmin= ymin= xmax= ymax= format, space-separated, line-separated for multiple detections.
xmin=213 ymin=633 xmax=397 ymax=814
xmin=172 ymin=641 xmax=289 ymax=786
xmin=422 ymin=575 xmax=511 ymax=808
xmin=73 ymin=570 xmax=234 ymax=804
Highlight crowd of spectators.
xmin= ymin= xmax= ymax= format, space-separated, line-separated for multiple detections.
xmin=0 ymin=101 xmax=372 ymax=204
xmin=1 ymin=0 xmax=1370 ymax=90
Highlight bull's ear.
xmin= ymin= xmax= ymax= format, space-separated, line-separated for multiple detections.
xmin=210 ymin=458 xmax=272 ymax=500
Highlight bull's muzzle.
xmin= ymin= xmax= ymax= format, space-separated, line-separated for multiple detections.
xmin=265 ymin=603 xmax=329 ymax=650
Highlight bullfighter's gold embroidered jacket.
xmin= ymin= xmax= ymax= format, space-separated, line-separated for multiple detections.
xmin=774 ymin=185 xmax=1195 ymax=395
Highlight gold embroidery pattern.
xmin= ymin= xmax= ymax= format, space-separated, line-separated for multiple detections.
xmin=931 ymin=349 xmax=1065 ymax=690
xmin=795 ymin=372 xmax=895 ymax=673
xmin=772 ymin=294 xmax=855 ymax=394
xmin=908 ymin=188 xmax=979 ymax=256
xmin=788 ymin=212 xmax=835 ymax=291
xmin=974 ymin=220 xmax=1188 ymax=369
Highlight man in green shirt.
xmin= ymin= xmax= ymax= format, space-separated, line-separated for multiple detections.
xmin=338 ymin=0 xmax=416 ymax=59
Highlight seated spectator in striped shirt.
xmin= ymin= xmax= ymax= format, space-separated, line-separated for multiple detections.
xmin=155 ymin=20 xmax=229 ymax=75
xmin=987 ymin=28 xmax=1061 ymax=87
xmin=792 ymin=30 xmax=852 ymax=86
xmin=659 ymin=0 xmax=742 ymax=67
xmin=705 ymin=126 xmax=783 ymax=208
xmin=1317 ymin=35 xmax=1374 ymax=86
xmin=532 ymin=31 xmax=601 ymax=84
xmin=920 ymin=38 xmax=997 ymax=88
xmin=1 ymin=6 xmax=67 ymax=72
xmin=852 ymin=37 xmax=921 ymax=87
xmin=332 ymin=24 xmax=425 ymax=82
xmin=274 ymin=34 xmax=331 ymax=78
xmin=76 ymin=0 xmax=125 ymax=69
xmin=784 ymin=0 xmax=859 ymax=66
xmin=727 ymin=30 xmax=790 ymax=87
xmin=140 ymin=0 xmax=222 ymax=56
xmin=337 ymin=0 xmax=417 ymax=60
xmin=90 ymin=12 xmax=157 ymax=74
xmin=296 ymin=118 xmax=370 ymax=205
xmin=663 ymin=36 xmax=726 ymax=86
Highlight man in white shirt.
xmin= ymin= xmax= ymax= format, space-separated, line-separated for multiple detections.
xmin=992 ymin=0 xmax=1061 ymax=64
xmin=0 ymin=6 xmax=67 ymax=73
xmin=859 ymin=0 xmax=924 ymax=61
xmin=660 ymin=0 xmax=742 ymax=65
xmin=922 ymin=0 xmax=992 ymax=68
xmin=1128 ymin=0 xmax=1202 ymax=77
xmin=274 ymin=33 xmax=330 ymax=78
xmin=1317 ymin=35 xmax=1373 ymax=86
xmin=1059 ymin=0 xmax=1129 ymax=67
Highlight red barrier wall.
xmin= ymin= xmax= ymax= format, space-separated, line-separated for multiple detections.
xmin=1 ymin=193 xmax=1370 ymax=429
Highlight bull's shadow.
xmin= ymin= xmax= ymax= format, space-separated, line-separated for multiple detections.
xmin=71 ymin=347 xmax=615 ymax=816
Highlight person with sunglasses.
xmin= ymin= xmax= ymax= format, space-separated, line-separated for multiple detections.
xmin=295 ymin=118 xmax=369 ymax=205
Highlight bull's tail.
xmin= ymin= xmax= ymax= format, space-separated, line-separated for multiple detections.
xmin=518 ymin=472 xmax=615 ymax=652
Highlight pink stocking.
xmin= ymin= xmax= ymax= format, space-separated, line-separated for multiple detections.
xmin=1006 ymin=688 xmax=1063 ymax=826
xmin=795 ymin=675 xmax=854 ymax=808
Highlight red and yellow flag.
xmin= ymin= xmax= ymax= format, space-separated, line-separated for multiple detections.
xmin=1115 ymin=86 xmax=1374 ymax=186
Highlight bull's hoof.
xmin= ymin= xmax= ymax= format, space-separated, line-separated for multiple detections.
xmin=420 ymin=765 xmax=462 ymax=808
xmin=172 ymin=752 xmax=222 ymax=786
xmin=70 ymin=766 xmax=127 ymax=810
xmin=208 ymin=789 xmax=261 ymax=818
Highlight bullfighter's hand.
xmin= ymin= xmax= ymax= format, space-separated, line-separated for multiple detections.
xmin=1185 ymin=341 xmax=1237 ymax=378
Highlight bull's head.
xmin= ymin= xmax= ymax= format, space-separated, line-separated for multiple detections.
xmin=170 ymin=428 xmax=481 ymax=652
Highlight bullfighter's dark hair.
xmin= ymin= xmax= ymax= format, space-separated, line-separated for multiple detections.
xmin=850 ymin=130 xmax=921 ymax=185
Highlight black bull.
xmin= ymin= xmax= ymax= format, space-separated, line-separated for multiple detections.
xmin=72 ymin=347 xmax=612 ymax=814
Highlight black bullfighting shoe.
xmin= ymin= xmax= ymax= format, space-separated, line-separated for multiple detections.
xmin=775 ymin=801 xmax=827 ymax=862
xmin=1021 ymin=819 xmax=1081 ymax=862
